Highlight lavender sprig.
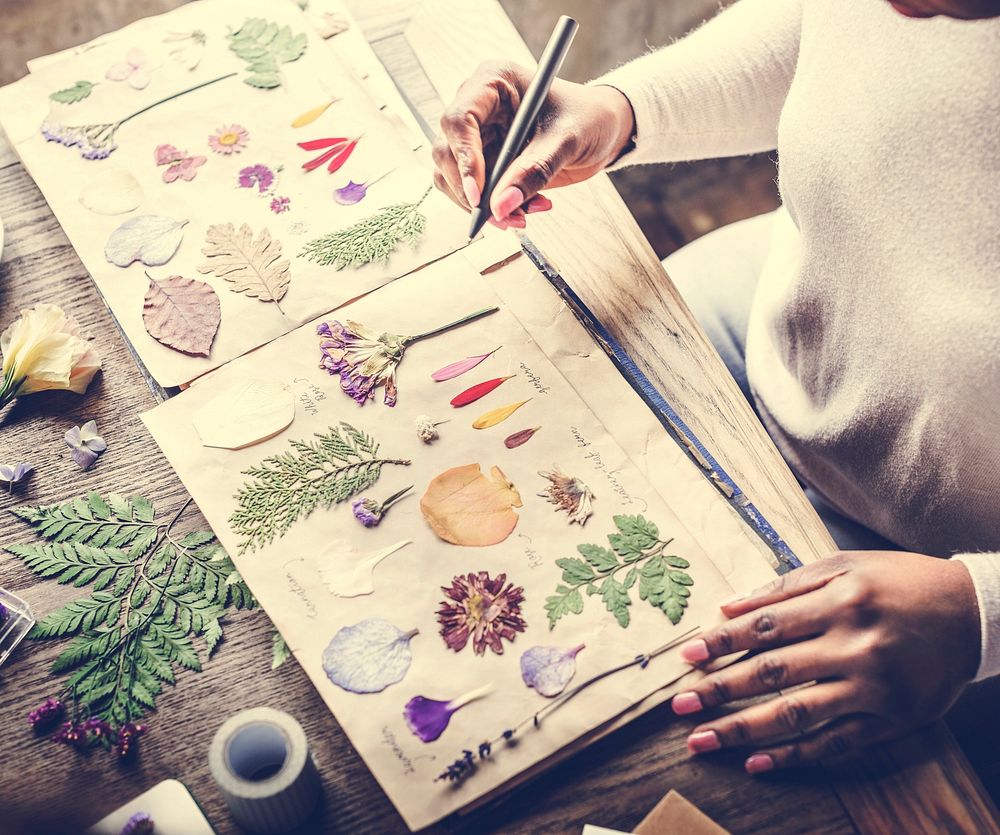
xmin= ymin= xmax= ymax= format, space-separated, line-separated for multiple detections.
xmin=435 ymin=625 xmax=701 ymax=783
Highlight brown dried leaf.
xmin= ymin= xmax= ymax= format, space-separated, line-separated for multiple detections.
xmin=143 ymin=274 xmax=221 ymax=357
xmin=420 ymin=463 xmax=522 ymax=546
xmin=197 ymin=222 xmax=291 ymax=305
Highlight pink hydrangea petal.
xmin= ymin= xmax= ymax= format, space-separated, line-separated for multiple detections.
xmin=129 ymin=67 xmax=152 ymax=90
xmin=105 ymin=62 xmax=133 ymax=81
xmin=125 ymin=48 xmax=147 ymax=68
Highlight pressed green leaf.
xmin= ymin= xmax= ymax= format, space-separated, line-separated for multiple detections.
xmin=49 ymin=80 xmax=95 ymax=104
xmin=556 ymin=557 xmax=595 ymax=585
xmin=577 ymin=543 xmax=618 ymax=572
xmin=271 ymin=629 xmax=291 ymax=670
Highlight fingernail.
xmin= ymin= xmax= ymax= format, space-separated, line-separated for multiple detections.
xmin=672 ymin=692 xmax=703 ymax=715
xmin=525 ymin=195 xmax=553 ymax=214
xmin=680 ymin=639 xmax=710 ymax=664
xmin=687 ymin=731 xmax=720 ymax=754
xmin=745 ymin=754 xmax=774 ymax=774
xmin=507 ymin=215 xmax=526 ymax=229
xmin=720 ymin=593 xmax=747 ymax=608
xmin=493 ymin=185 xmax=524 ymax=221
xmin=462 ymin=176 xmax=481 ymax=208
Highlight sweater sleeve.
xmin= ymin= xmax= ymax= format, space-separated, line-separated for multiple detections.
xmin=590 ymin=0 xmax=803 ymax=166
xmin=952 ymin=553 xmax=1000 ymax=681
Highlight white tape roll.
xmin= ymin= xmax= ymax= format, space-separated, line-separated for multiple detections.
xmin=208 ymin=707 xmax=322 ymax=833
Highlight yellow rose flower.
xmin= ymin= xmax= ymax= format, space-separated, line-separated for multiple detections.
xmin=0 ymin=303 xmax=102 ymax=409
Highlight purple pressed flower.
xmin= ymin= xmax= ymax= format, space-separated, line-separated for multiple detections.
xmin=27 ymin=697 xmax=65 ymax=732
xmin=270 ymin=195 xmax=291 ymax=213
xmin=116 ymin=721 xmax=147 ymax=759
xmin=520 ymin=644 xmax=585 ymax=697
xmin=82 ymin=715 xmax=114 ymax=740
xmin=0 ymin=462 xmax=32 ymax=491
xmin=403 ymin=684 xmax=492 ymax=743
xmin=351 ymin=485 xmax=413 ymax=528
xmin=65 ymin=420 xmax=107 ymax=470
xmin=238 ymin=163 xmax=276 ymax=193
xmin=120 ymin=812 xmax=154 ymax=835
xmin=41 ymin=120 xmax=120 ymax=160
xmin=334 ymin=171 xmax=391 ymax=205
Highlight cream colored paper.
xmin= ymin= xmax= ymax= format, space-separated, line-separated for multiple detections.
xmin=143 ymin=254 xmax=752 ymax=831
xmin=0 ymin=0 xmax=470 ymax=387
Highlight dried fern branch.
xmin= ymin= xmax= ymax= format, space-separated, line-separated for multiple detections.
xmin=229 ymin=422 xmax=411 ymax=553
xmin=299 ymin=186 xmax=432 ymax=269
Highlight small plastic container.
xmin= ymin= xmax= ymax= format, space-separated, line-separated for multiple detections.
xmin=0 ymin=588 xmax=35 ymax=668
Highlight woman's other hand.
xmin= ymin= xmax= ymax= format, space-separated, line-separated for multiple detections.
xmin=672 ymin=551 xmax=981 ymax=772
xmin=431 ymin=60 xmax=635 ymax=228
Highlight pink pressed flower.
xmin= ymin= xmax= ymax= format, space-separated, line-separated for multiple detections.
xmin=437 ymin=572 xmax=526 ymax=656
xmin=208 ymin=124 xmax=249 ymax=155
xmin=154 ymin=143 xmax=184 ymax=165
xmin=270 ymin=195 xmax=291 ymax=214
xmin=105 ymin=48 xmax=151 ymax=90
xmin=155 ymin=144 xmax=206 ymax=183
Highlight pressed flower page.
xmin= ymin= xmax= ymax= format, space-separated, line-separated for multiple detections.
xmin=0 ymin=0 xmax=470 ymax=388
xmin=142 ymin=253 xmax=743 ymax=831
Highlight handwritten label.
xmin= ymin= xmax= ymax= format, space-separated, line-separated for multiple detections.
xmin=524 ymin=545 xmax=543 ymax=570
xmin=293 ymin=376 xmax=328 ymax=417
xmin=285 ymin=570 xmax=318 ymax=619
xmin=519 ymin=362 xmax=550 ymax=395
xmin=382 ymin=726 xmax=416 ymax=775
xmin=569 ymin=425 xmax=591 ymax=448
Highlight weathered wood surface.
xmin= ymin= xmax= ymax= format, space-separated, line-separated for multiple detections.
xmin=0 ymin=2 xmax=996 ymax=834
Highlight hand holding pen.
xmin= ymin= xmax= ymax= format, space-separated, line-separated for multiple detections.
xmin=431 ymin=17 xmax=636 ymax=233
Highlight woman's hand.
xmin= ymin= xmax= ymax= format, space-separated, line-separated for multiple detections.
xmin=673 ymin=551 xmax=981 ymax=773
xmin=431 ymin=60 xmax=635 ymax=229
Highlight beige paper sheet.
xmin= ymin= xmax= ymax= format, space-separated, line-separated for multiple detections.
xmin=0 ymin=0 xmax=470 ymax=387
xmin=142 ymin=252 xmax=751 ymax=831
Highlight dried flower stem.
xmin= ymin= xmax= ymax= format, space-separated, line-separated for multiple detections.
xmin=404 ymin=307 xmax=499 ymax=345
xmin=437 ymin=625 xmax=701 ymax=783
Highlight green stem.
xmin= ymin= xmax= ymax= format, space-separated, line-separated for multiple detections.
xmin=380 ymin=484 xmax=413 ymax=511
xmin=563 ymin=538 xmax=675 ymax=594
xmin=405 ymin=307 xmax=499 ymax=345
xmin=118 ymin=72 xmax=237 ymax=127
xmin=0 ymin=371 xmax=24 ymax=411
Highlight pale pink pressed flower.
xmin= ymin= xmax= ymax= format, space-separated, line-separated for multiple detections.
xmin=105 ymin=48 xmax=151 ymax=90
xmin=208 ymin=124 xmax=249 ymax=155
xmin=154 ymin=144 xmax=206 ymax=183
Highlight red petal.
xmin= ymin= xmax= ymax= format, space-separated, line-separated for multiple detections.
xmin=450 ymin=375 xmax=514 ymax=407
xmin=303 ymin=147 xmax=338 ymax=171
xmin=297 ymin=137 xmax=347 ymax=151
xmin=326 ymin=139 xmax=358 ymax=173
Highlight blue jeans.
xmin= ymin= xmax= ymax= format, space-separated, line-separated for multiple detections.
xmin=664 ymin=211 xmax=898 ymax=553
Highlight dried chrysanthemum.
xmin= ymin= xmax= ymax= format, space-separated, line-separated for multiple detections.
xmin=537 ymin=467 xmax=595 ymax=526
xmin=316 ymin=308 xmax=498 ymax=407
xmin=437 ymin=571 xmax=526 ymax=656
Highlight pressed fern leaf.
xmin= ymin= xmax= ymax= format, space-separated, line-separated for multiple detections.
xmin=6 ymin=492 xmax=255 ymax=735
xmin=299 ymin=187 xmax=432 ymax=269
xmin=229 ymin=422 xmax=410 ymax=554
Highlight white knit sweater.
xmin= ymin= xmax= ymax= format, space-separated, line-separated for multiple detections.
xmin=596 ymin=0 xmax=1000 ymax=679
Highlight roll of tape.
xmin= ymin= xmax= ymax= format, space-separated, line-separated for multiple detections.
xmin=209 ymin=707 xmax=322 ymax=833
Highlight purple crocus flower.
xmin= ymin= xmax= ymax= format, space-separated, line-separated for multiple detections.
xmin=403 ymin=683 xmax=493 ymax=743
xmin=27 ymin=697 xmax=65 ymax=732
xmin=238 ymin=163 xmax=277 ymax=193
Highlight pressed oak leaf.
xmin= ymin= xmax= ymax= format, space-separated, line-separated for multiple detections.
xmin=142 ymin=274 xmax=220 ymax=357
xmin=197 ymin=222 xmax=291 ymax=306
xmin=420 ymin=463 xmax=522 ymax=546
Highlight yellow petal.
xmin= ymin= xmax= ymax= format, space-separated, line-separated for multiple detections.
xmin=291 ymin=98 xmax=338 ymax=128
xmin=471 ymin=399 xmax=530 ymax=430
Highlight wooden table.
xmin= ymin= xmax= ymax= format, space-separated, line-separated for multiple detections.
xmin=0 ymin=1 xmax=997 ymax=833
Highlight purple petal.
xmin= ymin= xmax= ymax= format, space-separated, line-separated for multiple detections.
xmin=333 ymin=180 xmax=368 ymax=205
xmin=520 ymin=644 xmax=584 ymax=697
xmin=403 ymin=696 xmax=455 ymax=742
xmin=71 ymin=447 xmax=100 ymax=470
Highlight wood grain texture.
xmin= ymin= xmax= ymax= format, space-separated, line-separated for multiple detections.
xmin=0 ymin=2 xmax=996 ymax=834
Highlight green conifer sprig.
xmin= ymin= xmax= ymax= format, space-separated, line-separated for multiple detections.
xmin=299 ymin=186 xmax=432 ymax=269
xmin=7 ymin=492 xmax=255 ymax=730
xmin=545 ymin=515 xmax=694 ymax=629
xmin=229 ymin=422 xmax=410 ymax=554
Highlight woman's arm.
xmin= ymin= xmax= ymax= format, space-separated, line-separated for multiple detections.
xmin=595 ymin=0 xmax=803 ymax=166
xmin=952 ymin=552 xmax=1000 ymax=680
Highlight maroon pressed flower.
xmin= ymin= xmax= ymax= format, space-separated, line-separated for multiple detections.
xmin=51 ymin=721 xmax=89 ymax=750
xmin=116 ymin=721 xmax=148 ymax=759
xmin=27 ymin=697 xmax=65 ymax=733
xmin=437 ymin=571 xmax=526 ymax=656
